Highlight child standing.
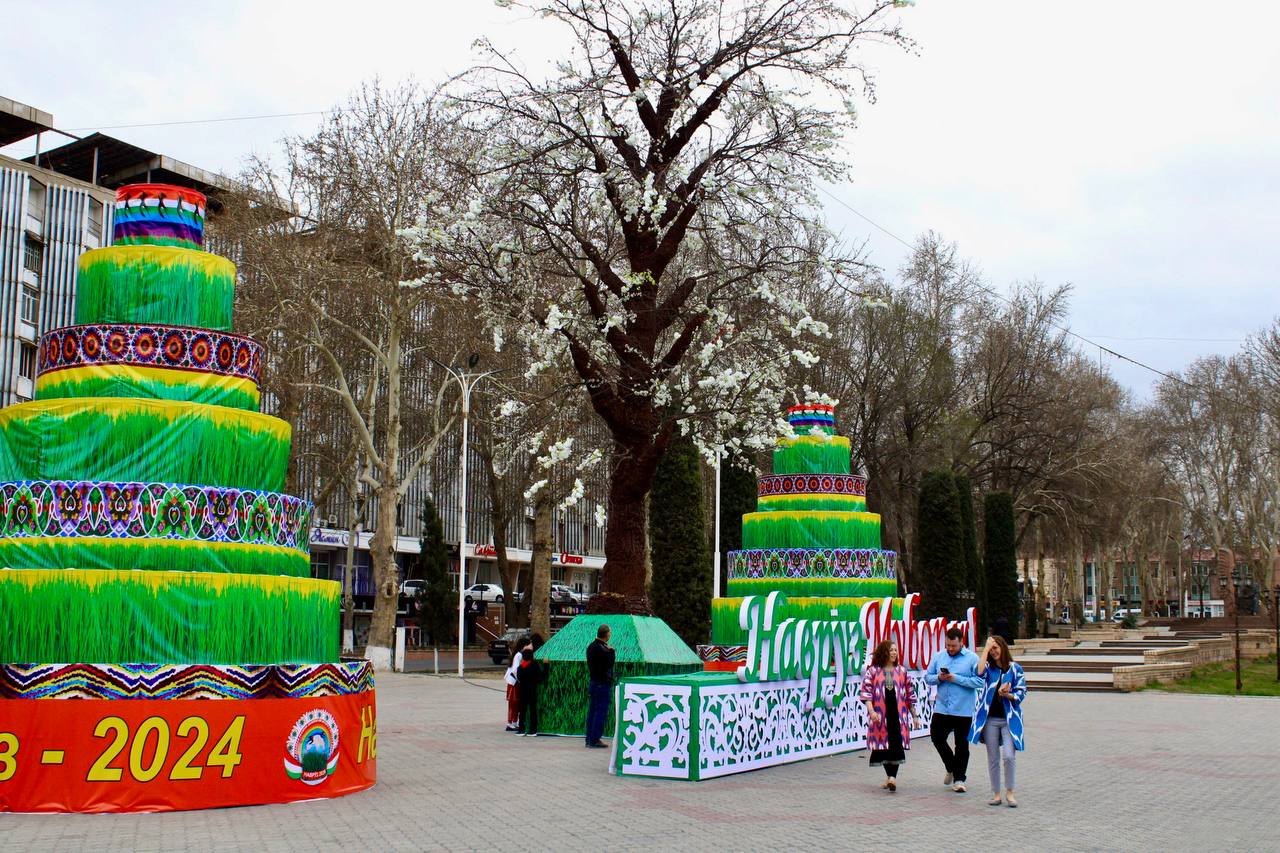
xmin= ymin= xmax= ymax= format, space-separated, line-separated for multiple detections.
xmin=516 ymin=633 xmax=544 ymax=736
xmin=504 ymin=637 xmax=530 ymax=732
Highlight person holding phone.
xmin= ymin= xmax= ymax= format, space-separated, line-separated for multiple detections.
xmin=859 ymin=640 xmax=918 ymax=792
xmin=969 ymin=635 xmax=1027 ymax=806
xmin=924 ymin=627 xmax=985 ymax=792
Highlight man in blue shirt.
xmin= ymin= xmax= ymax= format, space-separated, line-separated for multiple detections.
xmin=924 ymin=626 xmax=984 ymax=792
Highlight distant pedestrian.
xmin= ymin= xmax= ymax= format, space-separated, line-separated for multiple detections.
xmin=970 ymin=635 xmax=1027 ymax=807
xmin=992 ymin=616 xmax=1015 ymax=647
xmin=504 ymin=636 xmax=531 ymax=732
xmin=925 ymin=626 xmax=985 ymax=793
xmin=859 ymin=640 xmax=918 ymax=792
xmin=584 ymin=623 xmax=616 ymax=748
xmin=517 ymin=633 xmax=545 ymax=736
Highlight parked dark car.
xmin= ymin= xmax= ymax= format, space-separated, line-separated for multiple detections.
xmin=489 ymin=628 xmax=526 ymax=665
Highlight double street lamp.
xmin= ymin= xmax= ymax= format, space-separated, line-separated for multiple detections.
xmin=432 ymin=354 xmax=506 ymax=678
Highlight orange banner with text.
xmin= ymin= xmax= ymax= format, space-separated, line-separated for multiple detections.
xmin=0 ymin=692 xmax=377 ymax=813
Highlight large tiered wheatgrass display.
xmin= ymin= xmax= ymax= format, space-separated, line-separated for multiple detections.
xmin=0 ymin=185 xmax=376 ymax=813
xmin=611 ymin=403 xmax=975 ymax=781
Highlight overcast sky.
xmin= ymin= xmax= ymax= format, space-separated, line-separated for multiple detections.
xmin=5 ymin=0 xmax=1276 ymax=398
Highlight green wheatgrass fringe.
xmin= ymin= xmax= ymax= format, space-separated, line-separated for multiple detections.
xmin=0 ymin=571 xmax=337 ymax=664
xmin=711 ymin=596 xmax=904 ymax=646
xmin=741 ymin=511 xmax=882 ymax=550
xmin=771 ymin=437 xmax=851 ymax=475
xmin=0 ymin=401 xmax=289 ymax=491
xmin=0 ymin=538 xmax=308 ymax=577
xmin=725 ymin=577 xmax=899 ymax=599
xmin=75 ymin=246 xmax=235 ymax=330
xmin=757 ymin=494 xmax=867 ymax=512
xmin=36 ymin=371 xmax=260 ymax=412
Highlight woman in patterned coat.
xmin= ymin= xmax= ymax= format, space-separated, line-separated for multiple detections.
xmin=858 ymin=640 xmax=918 ymax=791
xmin=967 ymin=635 xmax=1027 ymax=807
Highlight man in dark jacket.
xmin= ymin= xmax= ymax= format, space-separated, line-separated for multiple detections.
xmin=584 ymin=623 xmax=615 ymax=748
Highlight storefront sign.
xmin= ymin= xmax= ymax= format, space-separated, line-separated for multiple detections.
xmin=0 ymin=692 xmax=376 ymax=813
xmin=558 ymin=553 xmax=584 ymax=565
xmin=310 ymin=528 xmax=350 ymax=548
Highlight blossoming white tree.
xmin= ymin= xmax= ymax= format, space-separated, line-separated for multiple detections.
xmin=410 ymin=0 xmax=912 ymax=603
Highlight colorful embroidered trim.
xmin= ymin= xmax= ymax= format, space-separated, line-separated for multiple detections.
xmin=113 ymin=184 xmax=207 ymax=250
xmin=727 ymin=547 xmax=897 ymax=579
xmin=0 ymin=661 xmax=372 ymax=700
xmin=0 ymin=480 xmax=311 ymax=551
xmin=786 ymin=403 xmax=836 ymax=434
xmin=757 ymin=473 xmax=866 ymax=498
xmin=39 ymin=323 xmax=263 ymax=383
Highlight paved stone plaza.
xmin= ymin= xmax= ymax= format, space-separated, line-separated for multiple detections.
xmin=8 ymin=673 xmax=1279 ymax=851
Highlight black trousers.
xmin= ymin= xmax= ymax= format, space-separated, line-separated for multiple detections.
xmin=930 ymin=713 xmax=972 ymax=782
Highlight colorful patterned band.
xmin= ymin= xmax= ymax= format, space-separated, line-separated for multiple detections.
xmin=728 ymin=547 xmax=897 ymax=579
xmin=0 ymin=480 xmax=311 ymax=552
xmin=0 ymin=661 xmax=372 ymax=701
xmin=113 ymin=184 xmax=207 ymax=250
xmin=786 ymin=403 xmax=836 ymax=434
xmin=758 ymin=473 xmax=866 ymax=498
xmin=39 ymin=324 xmax=263 ymax=383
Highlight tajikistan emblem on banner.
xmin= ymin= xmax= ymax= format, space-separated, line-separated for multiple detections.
xmin=284 ymin=708 xmax=340 ymax=785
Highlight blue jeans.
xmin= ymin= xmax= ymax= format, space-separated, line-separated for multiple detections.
xmin=585 ymin=681 xmax=612 ymax=744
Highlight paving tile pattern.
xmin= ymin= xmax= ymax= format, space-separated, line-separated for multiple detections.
xmin=7 ymin=673 xmax=1279 ymax=852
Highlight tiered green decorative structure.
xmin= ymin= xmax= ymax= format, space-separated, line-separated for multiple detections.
xmin=611 ymin=402 xmax=938 ymax=781
xmin=0 ymin=184 xmax=374 ymax=814
xmin=700 ymin=403 xmax=899 ymax=668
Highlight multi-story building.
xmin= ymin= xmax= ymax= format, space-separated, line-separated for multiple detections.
xmin=1 ymin=99 xmax=115 ymax=405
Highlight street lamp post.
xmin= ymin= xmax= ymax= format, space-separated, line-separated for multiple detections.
xmin=434 ymin=355 xmax=504 ymax=679
xmin=713 ymin=454 xmax=722 ymax=599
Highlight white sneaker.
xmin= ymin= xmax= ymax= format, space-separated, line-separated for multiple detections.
xmin=953 ymin=782 xmax=967 ymax=793
xmin=944 ymin=772 xmax=954 ymax=786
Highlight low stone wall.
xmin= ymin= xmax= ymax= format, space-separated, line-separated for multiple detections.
xmin=1114 ymin=632 xmax=1276 ymax=690
xmin=1114 ymin=662 xmax=1193 ymax=691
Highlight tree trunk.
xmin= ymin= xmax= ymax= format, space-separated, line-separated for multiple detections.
xmin=366 ymin=321 xmax=402 ymax=669
xmin=367 ymin=479 xmax=400 ymax=669
xmin=341 ymin=468 xmax=360 ymax=653
xmin=529 ymin=488 xmax=553 ymax=638
xmin=601 ymin=443 xmax=663 ymax=607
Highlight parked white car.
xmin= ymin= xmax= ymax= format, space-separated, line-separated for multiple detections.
xmin=464 ymin=583 xmax=505 ymax=603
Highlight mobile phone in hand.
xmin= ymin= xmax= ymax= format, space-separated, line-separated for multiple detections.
xmin=940 ymin=667 xmax=950 ymax=675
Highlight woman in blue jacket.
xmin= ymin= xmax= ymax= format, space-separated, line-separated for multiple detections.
xmin=968 ymin=635 xmax=1027 ymax=807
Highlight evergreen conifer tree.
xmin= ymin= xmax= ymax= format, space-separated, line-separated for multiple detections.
xmin=915 ymin=469 xmax=965 ymax=620
xmin=983 ymin=492 xmax=1020 ymax=639
xmin=649 ymin=435 xmax=712 ymax=647
xmin=414 ymin=496 xmax=455 ymax=646
xmin=955 ymin=474 xmax=985 ymax=633
xmin=717 ymin=455 xmax=757 ymax=598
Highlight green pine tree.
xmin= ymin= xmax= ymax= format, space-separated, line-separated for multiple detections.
xmin=983 ymin=492 xmax=1020 ymax=639
xmin=414 ymin=496 xmax=455 ymax=646
xmin=717 ymin=454 xmax=757 ymax=598
xmin=915 ymin=469 xmax=965 ymax=620
xmin=649 ymin=435 xmax=712 ymax=647
xmin=955 ymin=473 xmax=985 ymax=633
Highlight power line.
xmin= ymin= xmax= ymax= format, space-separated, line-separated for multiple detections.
xmin=815 ymin=184 xmax=1261 ymax=412
xmin=63 ymin=110 xmax=327 ymax=132
xmin=1081 ymin=335 xmax=1246 ymax=344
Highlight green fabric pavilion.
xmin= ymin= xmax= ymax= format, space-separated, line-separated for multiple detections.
xmin=533 ymin=615 xmax=702 ymax=737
